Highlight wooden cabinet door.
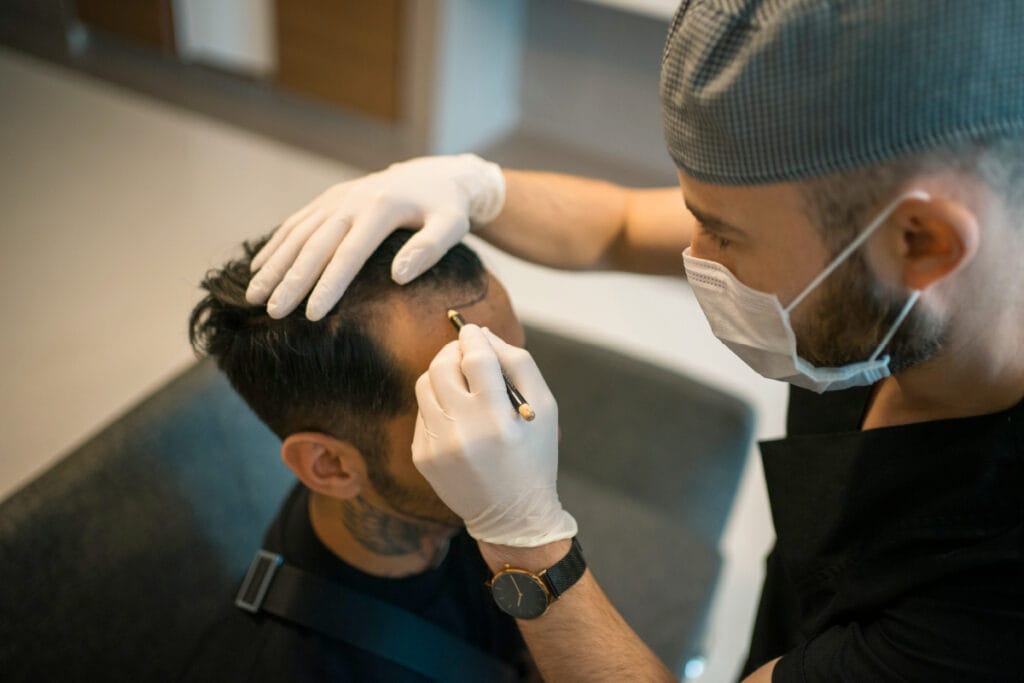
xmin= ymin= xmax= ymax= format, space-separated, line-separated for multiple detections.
xmin=75 ymin=0 xmax=176 ymax=54
xmin=275 ymin=0 xmax=403 ymax=122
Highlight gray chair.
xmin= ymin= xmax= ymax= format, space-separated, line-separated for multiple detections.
xmin=0 ymin=326 xmax=752 ymax=681
xmin=0 ymin=359 xmax=292 ymax=682
xmin=528 ymin=327 xmax=753 ymax=674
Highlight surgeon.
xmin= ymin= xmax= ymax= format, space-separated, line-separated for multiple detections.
xmin=244 ymin=2 xmax=1024 ymax=680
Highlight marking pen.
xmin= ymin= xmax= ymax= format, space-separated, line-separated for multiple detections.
xmin=447 ymin=309 xmax=536 ymax=421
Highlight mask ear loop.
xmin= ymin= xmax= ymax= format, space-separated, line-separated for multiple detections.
xmin=867 ymin=289 xmax=921 ymax=362
xmin=783 ymin=190 xmax=932 ymax=315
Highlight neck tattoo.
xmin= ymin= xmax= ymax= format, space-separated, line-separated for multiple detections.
xmin=340 ymin=495 xmax=426 ymax=556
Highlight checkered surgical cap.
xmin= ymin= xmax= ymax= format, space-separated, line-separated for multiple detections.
xmin=660 ymin=0 xmax=1024 ymax=185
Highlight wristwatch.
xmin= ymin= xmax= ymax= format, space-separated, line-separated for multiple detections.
xmin=487 ymin=537 xmax=586 ymax=619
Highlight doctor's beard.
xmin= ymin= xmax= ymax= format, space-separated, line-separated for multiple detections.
xmin=794 ymin=249 xmax=948 ymax=376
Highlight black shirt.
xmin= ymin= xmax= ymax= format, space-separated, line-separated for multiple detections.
xmin=742 ymin=386 xmax=1024 ymax=681
xmin=181 ymin=484 xmax=527 ymax=682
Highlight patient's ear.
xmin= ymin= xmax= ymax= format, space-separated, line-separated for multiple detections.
xmin=281 ymin=432 xmax=367 ymax=500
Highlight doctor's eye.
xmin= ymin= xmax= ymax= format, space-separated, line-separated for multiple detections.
xmin=697 ymin=223 xmax=731 ymax=250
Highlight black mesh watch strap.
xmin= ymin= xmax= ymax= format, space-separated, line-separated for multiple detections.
xmin=541 ymin=537 xmax=586 ymax=600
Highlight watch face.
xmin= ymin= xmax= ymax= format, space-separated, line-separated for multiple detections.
xmin=491 ymin=569 xmax=550 ymax=619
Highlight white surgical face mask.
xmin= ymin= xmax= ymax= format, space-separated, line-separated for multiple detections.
xmin=682 ymin=191 xmax=929 ymax=393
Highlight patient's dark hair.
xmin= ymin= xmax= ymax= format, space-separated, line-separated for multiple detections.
xmin=189 ymin=229 xmax=486 ymax=468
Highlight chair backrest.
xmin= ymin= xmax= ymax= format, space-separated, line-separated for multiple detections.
xmin=0 ymin=327 xmax=753 ymax=679
xmin=528 ymin=326 xmax=753 ymax=545
xmin=0 ymin=359 xmax=292 ymax=682
xmin=527 ymin=326 xmax=753 ymax=671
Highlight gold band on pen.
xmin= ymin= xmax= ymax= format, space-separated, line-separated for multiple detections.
xmin=447 ymin=309 xmax=536 ymax=421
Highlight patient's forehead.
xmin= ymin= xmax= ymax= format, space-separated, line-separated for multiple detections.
xmin=382 ymin=273 xmax=525 ymax=380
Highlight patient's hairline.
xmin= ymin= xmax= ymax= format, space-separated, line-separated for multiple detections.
xmin=446 ymin=277 xmax=490 ymax=311
xmin=323 ymin=270 xmax=490 ymax=332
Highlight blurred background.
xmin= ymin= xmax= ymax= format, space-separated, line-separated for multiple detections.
xmin=0 ymin=1 xmax=787 ymax=680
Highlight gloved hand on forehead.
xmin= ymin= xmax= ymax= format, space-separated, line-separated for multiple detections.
xmin=412 ymin=324 xmax=578 ymax=548
xmin=246 ymin=154 xmax=505 ymax=320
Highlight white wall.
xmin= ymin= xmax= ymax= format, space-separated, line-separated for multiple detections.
xmin=576 ymin=0 xmax=679 ymax=21
xmin=520 ymin=0 xmax=676 ymax=175
xmin=430 ymin=0 xmax=527 ymax=154
xmin=173 ymin=0 xmax=277 ymax=76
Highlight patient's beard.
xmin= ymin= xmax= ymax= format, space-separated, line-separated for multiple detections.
xmin=335 ymin=456 xmax=460 ymax=568
xmin=367 ymin=460 xmax=463 ymax=529
xmin=364 ymin=440 xmax=464 ymax=532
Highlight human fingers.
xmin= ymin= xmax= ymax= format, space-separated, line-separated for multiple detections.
xmin=246 ymin=209 xmax=327 ymax=305
xmin=265 ymin=214 xmax=353 ymax=318
xmin=426 ymin=340 xmax=473 ymax=412
xmin=456 ymin=324 xmax=509 ymax=404
xmin=415 ymin=371 xmax=453 ymax=425
xmin=391 ymin=210 xmax=470 ymax=285
xmin=410 ymin=411 xmax=432 ymax=475
xmin=411 ymin=409 xmax=452 ymax=489
xmin=251 ymin=201 xmax=318 ymax=272
xmin=303 ymin=202 xmax=409 ymax=320
xmin=250 ymin=223 xmax=292 ymax=275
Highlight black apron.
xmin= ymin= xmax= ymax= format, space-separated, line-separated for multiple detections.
xmin=742 ymin=386 xmax=1024 ymax=681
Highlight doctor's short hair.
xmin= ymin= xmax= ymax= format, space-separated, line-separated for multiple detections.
xmin=801 ymin=134 xmax=1024 ymax=253
xmin=188 ymin=229 xmax=487 ymax=461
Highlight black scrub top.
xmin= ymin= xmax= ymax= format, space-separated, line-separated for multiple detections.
xmin=742 ymin=386 xmax=1024 ymax=682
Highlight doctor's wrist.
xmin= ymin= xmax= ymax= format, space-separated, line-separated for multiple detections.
xmin=477 ymin=538 xmax=573 ymax=574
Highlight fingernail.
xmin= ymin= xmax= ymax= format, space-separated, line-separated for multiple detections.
xmin=267 ymin=297 xmax=283 ymax=318
xmin=392 ymin=249 xmax=422 ymax=284
xmin=307 ymin=299 xmax=324 ymax=321
xmin=247 ymin=280 xmax=267 ymax=300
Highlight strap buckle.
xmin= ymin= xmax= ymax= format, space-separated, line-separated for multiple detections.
xmin=235 ymin=550 xmax=283 ymax=613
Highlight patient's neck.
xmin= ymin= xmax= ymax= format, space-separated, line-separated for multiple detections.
xmin=309 ymin=492 xmax=456 ymax=578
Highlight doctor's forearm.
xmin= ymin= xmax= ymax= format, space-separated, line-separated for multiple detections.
xmin=478 ymin=540 xmax=675 ymax=683
xmin=476 ymin=170 xmax=693 ymax=276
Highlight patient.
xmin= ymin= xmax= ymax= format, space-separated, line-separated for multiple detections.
xmin=182 ymin=230 xmax=532 ymax=682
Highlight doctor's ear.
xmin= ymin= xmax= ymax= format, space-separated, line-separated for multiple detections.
xmin=877 ymin=195 xmax=980 ymax=291
xmin=281 ymin=432 xmax=367 ymax=500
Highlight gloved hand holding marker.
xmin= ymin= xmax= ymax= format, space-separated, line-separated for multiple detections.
xmin=447 ymin=309 xmax=535 ymax=421
xmin=412 ymin=324 xmax=577 ymax=547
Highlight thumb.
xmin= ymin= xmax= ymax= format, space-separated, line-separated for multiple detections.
xmin=411 ymin=411 xmax=432 ymax=474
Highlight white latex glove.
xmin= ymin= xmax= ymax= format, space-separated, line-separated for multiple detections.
xmin=412 ymin=324 xmax=578 ymax=548
xmin=246 ymin=154 xmax=505 ymax=320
